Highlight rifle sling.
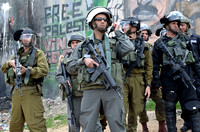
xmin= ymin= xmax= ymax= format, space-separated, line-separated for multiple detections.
xmin=24 ymin=47 xmax=37 ymax=84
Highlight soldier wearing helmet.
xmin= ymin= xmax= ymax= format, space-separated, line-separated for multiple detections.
xmin=1 ymin=27 xmax=48 ymax=132
xmin=14 ymin=28 xmax=37 ymax=47
xmin=66 ymin=6 xmax=134 ymax=132
xmin=56 ymin=33 xmax=94 ymax=132
xmin=67 ymin=33 xmax=85 ymax=48
xmin=120 ymin=17 xmax=152 ymax=132
xmin=140 ymin=23 xmax=152 ymax=42
xmin=139 ymin=23 xmax=167 ymax=132
xmin=179 ymin=15 xmax=200 ymax=132
xmin=152 ymin=11 xmax=200 ymax=131
xmin=180 ymin=16 xmax=191 ymax=34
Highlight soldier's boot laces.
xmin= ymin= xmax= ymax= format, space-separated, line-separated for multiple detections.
xmin=158 ymin=121 xmax=167 ymax=132
xmin=141 ymin=123 xmax=149 ymax=132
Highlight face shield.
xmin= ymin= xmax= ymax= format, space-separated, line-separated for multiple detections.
xmin=20 ymin=34 xmax=36 ymax=47
xmin=120 ymin=21 xmax=132 ymax=34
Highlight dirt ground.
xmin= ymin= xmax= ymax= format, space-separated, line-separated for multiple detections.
xmin=47 ymin=111 xmax=191 ymax=132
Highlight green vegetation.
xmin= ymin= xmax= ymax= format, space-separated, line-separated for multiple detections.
xmin=46 ymin=114 xmax=68 ymax=128
xmin=146 ymin=98 xmax=181 ymax=111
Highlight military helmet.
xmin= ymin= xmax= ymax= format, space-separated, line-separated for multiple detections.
xmin=181 ymin=16 xmax=191 ymax=29
xmin=86 ymin=7 xmax=112 ymax=30
xmin=68 ymin=33 xmax=85 ymax=47
xmin=140 ymin=23 xmax=152 ymax=36
xmin=21 ymin=28 xmax=36 ymax=35
xmin=13 ymin=27 xmax=36 ymax=47
xmin=160 ymin=11 xmax=183 ymax=25
xmin=121 ymin=17 xmax=140 ymax=30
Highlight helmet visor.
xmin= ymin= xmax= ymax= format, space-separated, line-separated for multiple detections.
xmin=20 ymin=34 xmax=33 ymax=41
xmin=120 ymin=21 xmax=131 ymax=33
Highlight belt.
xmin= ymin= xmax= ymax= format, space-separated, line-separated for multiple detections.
xmin=128 ymin=72 xmax=144 ymax=77
xmin=20 ymin=86 xmax=36 ymax=90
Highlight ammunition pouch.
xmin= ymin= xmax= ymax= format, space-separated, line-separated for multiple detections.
xmin=5 ymin=67 xmax=15 ymax=86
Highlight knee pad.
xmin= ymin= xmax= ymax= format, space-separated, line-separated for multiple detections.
xmin=165 ymin=101 xmax=176 ymax=113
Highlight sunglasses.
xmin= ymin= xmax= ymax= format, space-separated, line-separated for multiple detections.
xmin=95 ymin=17 xmax=108 ymax=22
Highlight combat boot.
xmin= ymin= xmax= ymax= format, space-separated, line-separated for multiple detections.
xmin=180 ymin=125 xmax=191 ymax=132
xmin=158 ymin=121 xmax=167 ymax=132
xmin=141 ymin=123 xmax=149 ymax=132
xmin=180 ymin=122 xmax=191 ymax=132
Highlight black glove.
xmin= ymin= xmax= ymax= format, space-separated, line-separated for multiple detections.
xmin=13 ymin=30 xmax=23 ymax=41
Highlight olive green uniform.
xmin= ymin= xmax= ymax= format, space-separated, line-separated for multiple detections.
xmin=139 ymin=43 xmax=165 ymax=124
xmin=1 ymin=47 xmax=48 ymax=132
xmin=66 ymin=30 xmax=134 ymax=132
xmin=122 ymin=42 xmax=153 ymax=132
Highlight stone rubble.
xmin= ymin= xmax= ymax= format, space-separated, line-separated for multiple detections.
xmin=0 ymin=97 xmax=67 ymax=131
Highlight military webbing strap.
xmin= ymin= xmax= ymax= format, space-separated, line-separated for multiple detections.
xmin=89 ymin=33 xmax=112 ymax=73
xmin=104 ymin=35 xmax=111 ymax=73
xmin=24 ymin=47 xmax=37 ymax=84
xmin=125 ymin=39 xmax=145 ymax=77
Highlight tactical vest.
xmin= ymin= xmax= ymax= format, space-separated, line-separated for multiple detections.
xmin=77 ymin=35 xmax=124 ymax=90
xmin=162 ymin=36 xmax=195 ymax=66
xmin=6 ymin=47 xmax=44 ymax=86
xmin=121 ymin=40 xmax=145 ymax=68
xmin=63 ymin=56 xmax=83 ymax=97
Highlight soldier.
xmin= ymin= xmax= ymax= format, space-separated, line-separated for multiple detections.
xmin=56 ymin=33 xmax=101 ymax=132
xmin=139 ymin=23 xmax=167 ymax=132
xmin=1 ymin=28 xmax=48 ymax=132
xmin=120 ymin=17 xmax=152 ymax=132
xmin=66 ymin=6 xmax=134 ymax=132
xmin=152 ymin=11 xmax=200 ymax=132
xmin=179 ymin=16 xmax=200 ymax=132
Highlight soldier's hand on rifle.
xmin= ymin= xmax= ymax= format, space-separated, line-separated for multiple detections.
xmin=145 ymin=85 xmax=151 ymax=101
xmin=20 ymin=66 xmax=26 ymax=75
xmin=67 ymin=81 xmax=71 ymax=88
xmin=83 ymin=58 xmax=99 ymax=68
xmin=8 ymin=60 xmax=16 ymax=68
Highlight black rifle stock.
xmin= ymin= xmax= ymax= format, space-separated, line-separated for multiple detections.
xmin=157 ymin=41 xmax=196 ymax=90
xmin=85 ymin=39 xmax=123 ymax=99
xmin=13 ymin=41 xmax=22 ymax=95
xmin=60 ymin=61 xmax=76 ymax=132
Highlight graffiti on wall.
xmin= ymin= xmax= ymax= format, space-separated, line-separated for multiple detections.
xmin=43 ymin=0 xmax=200 ymax=70
xmin=109 ymin=0 xmax=200 ymax=43
xmin=43 ymin=1 xmax=88 ymax=70
xmin=43 ymin=0 xmax=109 ymax=73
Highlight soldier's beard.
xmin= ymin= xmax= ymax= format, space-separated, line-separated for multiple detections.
xmin=168 ymin=25 xmax=179 ymax=35
xmin=22 ymin=43 xmax=32 ymax=47
xmin=95 ymin=24 xmax=108 ymax=33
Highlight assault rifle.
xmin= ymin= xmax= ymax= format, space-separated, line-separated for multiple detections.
xmin=13 ymin=41 xmax=22 ymax=95
xmin=125 ymin=36 xmax=145 ymax=77
xmin=60 ymin=61 xmax=76 ymax=132
xmin=85 ymin=39 xmax=123 ymax=99
xmin=157 ymin=41 xmax=196 ymax=90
